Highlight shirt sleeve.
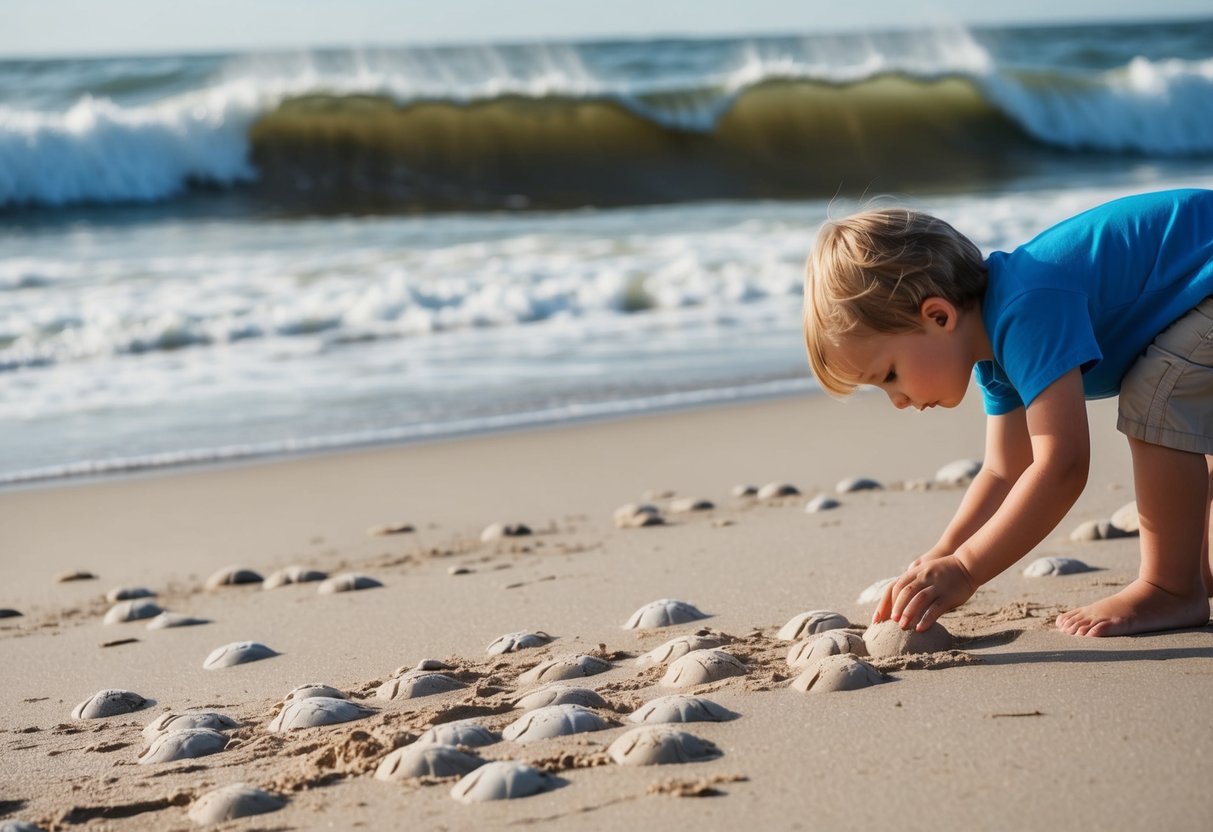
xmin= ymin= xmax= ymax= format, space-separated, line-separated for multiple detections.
xmin=976 ymin=361 xmax=1023 ymax=415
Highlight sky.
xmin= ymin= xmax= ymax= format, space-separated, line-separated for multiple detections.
xmin=4 ymin=0 xmax=1212 ymax=58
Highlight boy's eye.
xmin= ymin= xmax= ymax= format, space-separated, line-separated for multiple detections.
xmin=884 ymin=369 xmax=896 ymax=383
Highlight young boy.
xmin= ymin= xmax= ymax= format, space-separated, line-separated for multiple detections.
xmin=803 ymin=189 xmax=1213 ymax=637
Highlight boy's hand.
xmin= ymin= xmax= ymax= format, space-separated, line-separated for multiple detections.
xmin=872 ymin=555 xmax=977 ymax=632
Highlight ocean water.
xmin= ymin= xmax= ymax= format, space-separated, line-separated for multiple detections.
xmin=3 ymin=20 xmax=1212 ymax=485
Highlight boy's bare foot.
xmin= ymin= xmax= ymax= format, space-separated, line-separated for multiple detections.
xmin=1055 ymin=578 xmax=1210 ymax=637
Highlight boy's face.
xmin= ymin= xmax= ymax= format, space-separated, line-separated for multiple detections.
xmin=827 ymin=306 xmax=973 ymax=410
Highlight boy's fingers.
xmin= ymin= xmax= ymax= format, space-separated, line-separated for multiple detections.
xmin=873 ymin=581 xmax=898 ymax=623
xmin=898 ymin=587 xmax=935 ymax=631
xmin=916 ymin=601 xmax=943 ymax=632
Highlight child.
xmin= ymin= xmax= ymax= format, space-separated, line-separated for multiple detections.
xmin=802 ymin=189 xmax=1213 ymax=637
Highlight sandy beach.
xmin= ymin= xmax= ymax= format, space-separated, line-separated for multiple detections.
xmin=2 ymin=390 xmax=1211 ymax=831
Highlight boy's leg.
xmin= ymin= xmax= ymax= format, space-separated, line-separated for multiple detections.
xmin=1056 ymin=438 xmax=1210 ymax=637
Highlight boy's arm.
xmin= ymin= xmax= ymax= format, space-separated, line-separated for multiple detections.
xmin=880 ymin=369 xmax=1090 ymax=631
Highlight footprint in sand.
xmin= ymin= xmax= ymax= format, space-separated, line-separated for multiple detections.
xmin=102 ymin=599 xmax=163 ymax=625
xmin=1023 ymin=556 xmax=1094 ymax=577
xmin=608 ymin=725 xmax=722 ymax=766
xmin=661 ymin=649 xmax=747 ymax=688
xmin=317 ymin=573 xmax=383 ymax=593
xmin=792 ymin=655 xmax=885 ymax=693
xmin=450 ymin=760 xmax=557 ymax=803
xmin=375 ymin=671 xmax=466 ymax=701
xmin=786 ymin=630 xmax=868 ymax=669
xmin=517 ymin=655 xmax=611 ymax=685
xmin=614 ymin=503 xmax=664 ymax=528
xmin=513 ymin=684 xmax=608 ymax=711
xmin=138 ymin=728 xmax=229 ymax=764
xmin=283 ymin=683 xmax=347 ymax=702
xmin=105 ymin=586 xmax=156 ymax=603
xmin=757 ymin=482 xmax=799 ymax=500
xmin=416 ymin=721 xmax=499 ymax=748
xmin=481 ymin=523 xmax=533 ymax=542
xmin=502 ymin=704 xmax=610 ymax=743
xmin=203 ymin=641 xmax=278 ymax=669
xmin=143 ymin=712 xmax=238 ymax=740
xmin=628 ymin=694 xmax=738 ymax=725
xmin=268 ymin=697 xmax=374 ymax=732
xmin=204 ymin=566 xmax=263 ymax=589
xmin=375 ymin=744 xmax=485 ymax=781
xmin=623 ymin=599 xmax=709 ymax=630
xmin=262 ymin=566 xmax=328 ymax=589
xmin=856 ymin=577 xmax=896 ymax=604
xmin=863 ymin=619 xmax=952 ymax=658
xmin=72 ymin=689 xmax=149 ymax=720
xmin=486 ymin=631 xmax=553 ymax=655
xmin=187 ymin=784 xmax=283 ymax=824
xmin=635 ymin=632 xmax=726 ymax=667
xmin=804 ymin=495 xmax=841 ymax=513
xmin=146 ymin=612 xmax=209 ymax=629
xmin=776 ymin=610 xmax=850 ymax=641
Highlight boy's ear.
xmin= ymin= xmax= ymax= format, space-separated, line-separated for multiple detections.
xmin=919 ymin=297 xmax=958 ymax=331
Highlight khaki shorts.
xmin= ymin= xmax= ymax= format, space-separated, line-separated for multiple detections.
xmin=1117 ymin=296 xmax=1213 ymax=454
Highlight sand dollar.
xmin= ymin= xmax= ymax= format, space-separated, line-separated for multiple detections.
xmin=203 ymin=641 xmax=278 ymax=669
xmin=855 ymin=577 xmax=896 ymax=604
xmin=757 ymin=482 xmax=799 ymax=499
xmin=804 ymin=495 xmax=841 ymax=513
xmin=105 ymin=586 xmax=156 ymax=603
xmin=204 ymin=566 xmax=263 ymax=589
xmin=1023 ymin=556 xmax=1094 ymax=577
xmin=486 ymin=631 xmax=553 ymax=655
xmin=731 ymin=484 xmax=758 ymax=497
xmin=836 ymin=477 xmax=882 ymax=493
xmin=142 ymin=712 xmax=238 ymax=741
xmin=502 ymin=703 xmax=609 ymax=743
xmin=622 ymin=598 xmax=708 ymax=629
xmin=138 ymin=728 xmax=229 ymax=764
xmin=792 ymin=655 xmax=885 ymax=693
xmin=72 ymin=689 xmax=148 ymax=720
xmin=628 ymin=694 xmax=738 ymax=724
xmin=608 ymin=725 xmax=722 ymax=766
xmin=513 ymin=685 xmax=608 ymax=712
xmin=146 ymin=612 xmax=209 ymax=629
xmin=187 ymin=783 xmax=283 ymax=824
xmin=267 ymin=697 xmax=373 ymax=732
xmin=669 ymin=497 xmax=714 ymax=513
xmin=481 ymin=523 xmax=532 ymax=542
xmin=776 ymin=610 xmax=850 ymax=641
xmin=102 ymin=598 xmax=163 ymax=624
xmin=1110 ymin=500 xmax=1139 ymax=535
xmin=863 ymin=619 xmax=953 ymax=658
xmin=376 ymin=671 xmax=466 ymax=701
xmin=786 ymin=630 xmax=868 ymax=669
xmin=613 ymin=502 xmax=664 ymax=528
xmin=450 ymin=760 xmax=554 ymax=803
xmin=262 ymin=565 xmax=327 ymax=589
xmin=660 ymin=649 xmax=747 ymax=688
xmin=934 ymin=459 xmax=982 ymax=485
xmin=415 ymin=720 xmax=498 ymax=748
xmin=635 ymin=633 xmax=726 ymax=668
xmin=517 ymin=655 xmax=611 ymax=685
xmin=284 ymin=683 xmax=347 ymax=702
xmin=317 ymin=573 xmax=383 ymax=593
xmin=375 ymin=744 xmax=484 ymax=781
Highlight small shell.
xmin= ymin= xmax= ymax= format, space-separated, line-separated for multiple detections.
xmin=415 ymin=720 xmax=498 ymax=748
xmin=102 ymin=599 xmax=163 ymax=625
xmin=635 ymin=633 xmax=726 ymax=668
xmin=137 ymin=728 xmax=228 ymax=764
xmin=1069 ymin=519 xmax=1128 ymax=542
xmin=607 ymin=725 xmax=722 ymax=766
xmin=283 ymin=683 xmax=347 ymax=703
xmin=267 ymin=697 xmax=373 ymax=732
xmin=786 ymin=630 xmax=869 ymax=669
xmin=756 ymin=482 xmax=799 ymax=499
xmin=628 ymin=694 xmax=738 ymax=724
xmin=481 ymin=523 xmax=532 ymax=542
xmin=486 ymin=631 xmax=553 ymax=655
xmin=855 ymin=577 xmax=896 ymax=604
xmin=775 ymin=610 xmax=850 ymax=641
xmin=187 ymin=783 xmax=283 ymax=824
xmin=863 ymin=619 xmax=953 ymax=658
xmin=204 ymin=566 xmax=263 ymax=589
xmin=1023 ymin=556 xmax=1094 ymax=577
xmin=804 ymin=495 xmax=840 ymax=513
xmin=502 ymin=703 xmax=609 ymax=743
xmin=202 ymin=641 xmax=278 ymax=669
xmin=668 ymin=497 xmax=714 ymax=513
xmin=934 ymin=459 xmax=982 ymax=485
xmin=375 ymin=743 xmax=484 ymax=781
xmin=836 ymin=477 xmax=882 ymax=493
xmin=105 ymin=586 xmax=156 ymax=603
xmin=317 ymin=573 xmax=383 ymax=594
xmin=660 ymin=649 xmax=747 ymax=688
xmin=262 ymin=565 xmax=327 ymax=589
xmin=1110 ymin=501 xmax=1139 ymax=535
xmin=517 ymin=655 xmax=611 ymax=685
xmin=72 ymin=689 xmax=148 ymax=720
xmin=731 ymin=484 xmax=758 ymax=497
xmin=792 ymin=655 xmax=885 ymax=693
xmin=145 ymin=611 xmax=209 ymax=629
xmin=450 ymin=760 xmax=554 ymax=803
xmin=513 ymin=685 xmax=608 ymax=712
xmin=613 ymin=502 xmax=664 ymax=528
xmin=375 ymin=671 xmax=465 ymax=701
xmin=142 ymin=711 xmax=238 ymax=741
xmin=622 ymin=598 xmax=708 ymax=630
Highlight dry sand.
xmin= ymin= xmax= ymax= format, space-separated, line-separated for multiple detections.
xmin=1 ymin=391 xmax=1211 ymax=830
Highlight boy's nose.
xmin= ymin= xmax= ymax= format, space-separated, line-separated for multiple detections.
xmin=888 ymin=391 xmax=910 ymax=409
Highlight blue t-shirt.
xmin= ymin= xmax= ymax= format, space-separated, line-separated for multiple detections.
xmin=977 ymin=189 xmax=1213 ymax=415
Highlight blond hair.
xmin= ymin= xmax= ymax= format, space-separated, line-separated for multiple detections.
xmin=803 ymin=207 xmax=986 ymax=397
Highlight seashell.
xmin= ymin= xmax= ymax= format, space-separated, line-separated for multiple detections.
xmin=412 ymin=658 xmax=453 ymax=672
xmin=628 ymin=694 xmax=738 ymax=724
xmin=267 ymin=697 xmax=373 ymax=732
xmin=731 ymin=484 xmax=758 ymax=497
xmin=486 ymin=630 xmax=553 ymax=655
xmin=786 ymin=630 xmax=868 ymax=669
xmin=1023 ymin=556 xmax=1095 ymax=577
xmin=204 ymin=566 xmax=263 ymax=589
xmin=635 ymin=633 xmax=726 ymax=668
xmin=836 ymin=477 xmax=883 ymax=493
xmin=202 ymin=641 xmax=278 ymax=669
xmin=481 ymin=523 xmax=533 ymax=542
xmin=450 ymin=760 xmax=554 ymax=803
xmin=613 ymin=502 xmax=664 ymax=528
xmin=934 ymin=459 xmax=982 ymax=485
xmin=142 ymin=711 xmax=238 ymax=741
xmin=283 ymin=683 xmax=347 ymax=703
xmin=863 ymin=619 xmax=953 ymax=658
xmin=1070 ymin=519 xmax=1129 ymax=542
xmin=105 ymin=586 xmax=156 ymax=603
xmin=1109 ymin=501 xmax=1139 ymax=535
xmin=317 ymin=573 xmax=383 ymax=593
xmin=137 ymin=728 xmax=228 ymax=764
xmin=501 ymin=703 xmax=609 ymax=743
xmin=517 ymin=655 xmax=610 ymax=685
xmin=792 ymin=655 xmax=885 ymax=693
xmin=622 ymin=598 xmax=708 ymax=630
xmin=756 ymin=482 xmax=799 ymax=500
xmin=415 ymin=720 xmax=498 ymax=748
xmin=856 ymin=577 xmax=896 ymax=604
xmin=367 ymin=522 xmax=414 ymax=536
xmin=262 ymin=565 xmax=327 ymax=589
xmin=102 ymin=599 xmax=163 ymax=624
xmin=187 ymin=783 xmax=283 ymax=824
xmin=660 ymin=649 xmax=747 ymax=688
xmin=608 ymin=725 xmax=722 ymax=766
xmin=145 ymin=611 xmax=208 ymax=629
xmin=804 ymin=495 xmax=840 ymax=513
xmin=775 ymin=610 xmax=850 ymax=641
xmin=668 ymin=497 xmax=714 ymax=513
xmin=376 ymin=671 xmax=465 ymax=701
xmin=55 ymin=570 xmax=96 ymax=583
xmin=72 ymin=689 xmax=148 ymax=720
xmin=375 ymin=743 xmax=484 ymax=781
xmin=513 ymin=685 xmax=608 ymax=712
